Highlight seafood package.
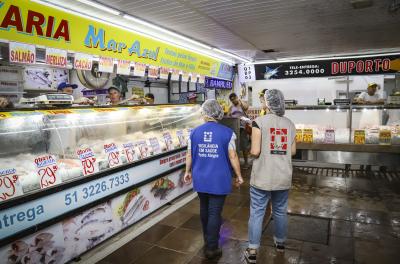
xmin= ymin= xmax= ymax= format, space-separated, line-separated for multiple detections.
xmin=115 ymin=189 xmax=147 ymax=227
xmin=0 ymin=224 xmax=66 ymax=264
xmin=62 ymin=202 xmax=115 ymax=260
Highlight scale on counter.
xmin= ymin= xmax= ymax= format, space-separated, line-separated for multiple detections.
xmin=333 ymin=99 xmax=351 ymax=105
xmin=20 ymin=93 xmax=74 ymax=106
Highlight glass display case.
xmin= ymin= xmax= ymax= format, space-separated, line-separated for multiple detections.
xmin=0 ymin=104 xmax=202 ymax=203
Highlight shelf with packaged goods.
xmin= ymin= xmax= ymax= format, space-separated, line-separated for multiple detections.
xmin=0 ymin=104 xmax=202 ymax=206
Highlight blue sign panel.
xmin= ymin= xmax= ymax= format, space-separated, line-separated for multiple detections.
xmin=204 ymin=77 xmax=233 ymax=90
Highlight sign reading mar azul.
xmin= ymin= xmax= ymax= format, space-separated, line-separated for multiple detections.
xmin=254 ymin=55 xmax=400 ymax=79
xmin=204 ymin=77 xmax=233 ymax=89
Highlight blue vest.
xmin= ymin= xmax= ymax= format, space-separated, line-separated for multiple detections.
xmin=190 ymin=122 xmax=234 ymax=195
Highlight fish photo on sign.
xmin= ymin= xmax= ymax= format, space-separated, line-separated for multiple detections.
xmin=62 ymin=202 xmax=115 ymax=260
xmin=0 ymin=223 xmax=66 ymax=264
xmin=110 ymin=185 xmax=153 ymax=229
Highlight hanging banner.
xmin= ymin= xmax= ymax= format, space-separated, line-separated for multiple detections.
xmin=99 ymin=57 xmax=114 ymax=73
xmin=217 ymin=63 xmax=234 ymax=80
xmin=9 ymin=42 xmax=36 ymax=64
xmin=198 ymin=75 xmax=205 ymax=84
xmin=238 ymin=64 xmax=256 ymax=83
xmin=181 ymin=71 xmax=189 ymax=82
xmin=254 ymin=55 xmax=400 ymax=80
xmin=133 ymin=63 xmax=146 ymax=77
xmin=171 ymin=69 xmax=180 ymax=81
xmin=0 ymin=0 xmax=230 ymax=77
xmin=148 ymin=65 xmax=159 ymax=79
xmin=45 ymin=48 xmax=67 ymax=68
xmin=74 ymin=53 xmax=92 ymax=70
xmin=117 ymin=60 xmax=131 ymax=75
xmin=159 ymin=67 xmax=170 ymax=80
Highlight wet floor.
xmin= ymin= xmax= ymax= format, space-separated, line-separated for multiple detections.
xmin=97 ymin=166 xmax=400 ymax=264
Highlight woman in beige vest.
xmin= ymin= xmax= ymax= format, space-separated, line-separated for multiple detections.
xmin=245 ymin=89 xmax=296 ymax=263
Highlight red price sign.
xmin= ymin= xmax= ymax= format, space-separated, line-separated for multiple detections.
xmin=104 ymin=143 xmax=121 ymax=168
xmin=34 ymin=155 xmax=62 ymax=189
xmin=0 ymin=169 xmax=23 ymax=202
xmin=163 ymin=132 xmax=175 ymax=151
xmin=123 ymin=143 xmax=139 ymax=163
xmin=77 ymin=148 xmax=98 ymax=176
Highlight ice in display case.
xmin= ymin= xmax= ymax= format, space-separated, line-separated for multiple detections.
xmin=0 ymin=104 xmax=202 ymax=202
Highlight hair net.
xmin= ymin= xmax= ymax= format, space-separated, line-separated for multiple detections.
xmin=265 ymin=89 xmax=285 ymax=116
xmin=201 ymin=99 xmax=224 ymax=120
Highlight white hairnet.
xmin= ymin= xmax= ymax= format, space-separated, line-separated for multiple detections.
xmin=265 ymin=89 xmax=285 ymax=116
xmin=201 ymin=99 xmax=224 ymax=120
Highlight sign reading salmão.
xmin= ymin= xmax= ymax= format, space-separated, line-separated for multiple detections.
xmin=254 ymin=55 xmax=400 ymax=79
xmin=9 ymin=42 xmax=36 ymax=64
xmin=0 ymin=0 xmax=232 ymax=77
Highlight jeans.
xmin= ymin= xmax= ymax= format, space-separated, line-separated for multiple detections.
xmin=198 ymin=192 xmax=226 ymax=250
xmin=248 ymin=186 xmax=289 ymax=249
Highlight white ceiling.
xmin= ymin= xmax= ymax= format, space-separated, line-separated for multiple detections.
xmin=92 ymin=0 xmax=400 ymax=60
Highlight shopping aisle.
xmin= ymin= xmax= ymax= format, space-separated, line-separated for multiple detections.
xmin=97 ymin=166 xmax=400 ymax=264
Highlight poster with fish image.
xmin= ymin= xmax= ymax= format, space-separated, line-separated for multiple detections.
xmin=23 ymin=66 xmax=68 ymax=90
xmin=150 ymin=169 xmax=191 ymax=202
xmin=62 ymin=202 xmax=115 ymax=261
xmin=110 ymin=185 xmax=153 ymax=229
xmin=0 ymin=223 xmax=66 ymax=264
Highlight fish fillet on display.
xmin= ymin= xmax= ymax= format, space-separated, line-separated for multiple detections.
xmin=121 ymin=195 xmax=145 ymax=225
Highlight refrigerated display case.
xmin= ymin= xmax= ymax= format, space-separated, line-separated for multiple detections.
xmin=0 ymin=104 xmax=202 ymax=262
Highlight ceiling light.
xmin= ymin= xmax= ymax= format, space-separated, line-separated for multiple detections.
xmin=123 ymin=14 xmax=212 ymax=50
xmin=212 ymin=48 xmax=252 ymax=63
xmin=76 ymin=0 xmax=120 ymax=15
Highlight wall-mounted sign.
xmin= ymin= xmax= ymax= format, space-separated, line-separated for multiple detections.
xmin=148 ymin=65 xmax=159 ymax=79
xmin=181 ymin=71 xmax=189 ymax=82
xmin=9 ymin=42 xmax=36 ymax=64
xmin=74 ymin=53 xmax=92 ymax=70
xmin=133 ymin=62 xmax=146 ymax=77
xmin=171 ymin=69 xmax=180 ymax=81
xmin=45 ymin=48 xmax=67 ymax=68
xmin=117 ymin=60 xmax=131 ymax=75
xmin=254 ymin=55 xmax=400 ymax=80
xmin=0 ymin=0 xmax=230 ymax=77
xmin=238 ymin=64 xmax=256 ymax=82
xmin=159 ymin=67 xmax=169 ymax=80
xmin=204 ymin=77 xmax=233 ymax=89
xmin=99 ymin=57 xmax=114 ymax=73
xmin=217 ymin=62 xmax=234 ymax=80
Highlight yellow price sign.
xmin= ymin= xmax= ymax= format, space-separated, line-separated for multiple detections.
xmin=296 ymin=129 xmax=303 ymax=143
xmin=379 ymin=130 xmax=391 ymax=145
xmin=354 ymin=130 xmax=366 ymax=145
xmin=302 ymin=129 xmax=313 ymax=143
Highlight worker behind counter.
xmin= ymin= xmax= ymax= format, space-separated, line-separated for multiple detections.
xmin=57 ymin=82 xmax=94 ymax=105
xmin=108 ymin=86 xmax=141 ymax=105
xmin=144 ymin=93 xmax=155 ymax=104
xmin=354 ymin=82 xmax=385 ymax=105
xmin=0 ymin=97 xmax=13 ymax=109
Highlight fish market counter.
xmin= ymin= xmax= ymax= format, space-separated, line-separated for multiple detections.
xmin=0 ymin=104 xmax=201 ymax=263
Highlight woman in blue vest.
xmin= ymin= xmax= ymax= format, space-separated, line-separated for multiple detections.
xmin=184 ymin=99 xmax=244 ymax=260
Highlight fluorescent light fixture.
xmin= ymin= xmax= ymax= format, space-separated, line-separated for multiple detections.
xmin=76 ymin=0 xmax=120 ymax=15
xmin=212 ymin=48 xmax=252 ymax=63
xmin=30 ymin=0 xmax=235 ymax=65
xmin=123 ymin=15 xmax=212 ymax=50
xmin=252 ymin=52 xmax=400 ymax=64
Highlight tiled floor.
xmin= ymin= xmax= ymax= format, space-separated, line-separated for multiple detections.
xmin=97 ymin=166 xmax=400 ymax=264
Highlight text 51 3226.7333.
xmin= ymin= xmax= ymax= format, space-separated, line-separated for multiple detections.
xmin=64 ymin=173 xmax=130 ymax=206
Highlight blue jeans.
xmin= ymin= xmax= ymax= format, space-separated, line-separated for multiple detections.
xmin=198 ymin=192 xmax=226 ymax=250
xmin=248 ymin=186 xmax=289 ymax=249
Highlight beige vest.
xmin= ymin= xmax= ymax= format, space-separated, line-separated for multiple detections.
xmin=250 ymin=114 xmax=296 ymax=191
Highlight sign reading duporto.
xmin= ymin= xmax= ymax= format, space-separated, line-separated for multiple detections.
xmin=204 ymin=77 xmax=233 ymax=89
xmin=254 ymin=55 xmax=400 ymax=79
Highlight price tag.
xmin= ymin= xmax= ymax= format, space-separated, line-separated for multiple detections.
xmin=295 ymin=129 xmax=303 ymax=143
xmin=34 ymin=155 xmax=62 ymax=189
xmin=324 ymin=129 xmax=335 ymax=144
xmin=135 ymin=140 xmax=149 ymax=158
xmin=354 ymin=130 xmax=366 ymax=145
xmin=77 ymin=148 xmax=98 ymax=176
xmin=0 ymin=168 xmax=23 ymax=202
xmin=379 ymin=130 xmax=391 ymax=145
xmin=104 ymin=143 xmax=121 ymax=168
xmin=302 ymin=129 xmax=313 ymax=143
xmin=149 ymin=137 xmax=162 ymax=155
xmin=238 ymin=64 xmax=256 ymax=83
xmin=176 ymin=130 xmax=186 ymax=147
xmin=123 ymin=142 xmax=140 ymax=163
xmin=163 ymin=131 xmax=175 ymax=151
